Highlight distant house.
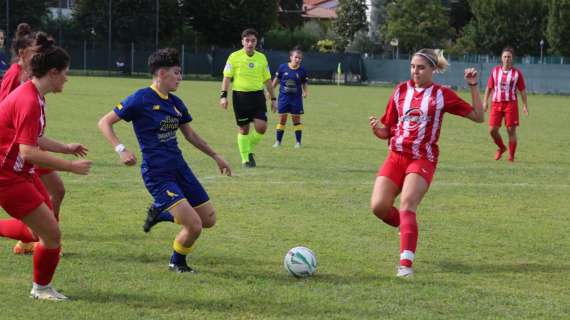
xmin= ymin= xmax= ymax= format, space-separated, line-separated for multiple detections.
xmin=46 ymin=0 xmax=75 ymax=19
xmin=302 ymin=0 xmax=338 ymax=20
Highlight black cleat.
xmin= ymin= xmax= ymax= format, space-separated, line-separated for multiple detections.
xmin=242 ymin=161 xmax=254 ymax=168
xmin=143 ymin=205 xmax=161 ymax=233
xmin=248 ymin=153 xmax=256 ymax=167
xmin=168 ymin=263 xmax=196 ymax=273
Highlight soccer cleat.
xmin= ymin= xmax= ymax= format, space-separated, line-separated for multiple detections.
xmin=248 ymin=153 xmax=256 ymax=167
xmin=13 ymin=241 xmax=36 ymax=255
xmin=495 ymin=147 xmax=506 ymax=160
xmin=508 ymin=155 xmax=515 ymax=162
xmin=143 ymin=205 xmax=161 ymax=233
xmin=396 ymin=266 xmax=414 ymax=278
xmin=272 ymin=141 xmax=281 ymax=148
xmin=294 ymin=142 xmax=302 ymax=149
xmin=242 ymin=161 xmax=254 ymax=168
xmin=30 ymin=285 xmax=69 ymax=301
xmin=168 ymin=263 xmax=196 ymax=274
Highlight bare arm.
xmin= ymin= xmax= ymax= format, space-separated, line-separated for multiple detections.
xmin=179 ymin=123 xmax=231 ymax=176
xmin=520 ymin=89 xmax=529 ymax=115
xmin=369 ymin=116 xmax=390 ymax=140
xmin=19 ymin=144 xmax=91 ymax=175
xmin=38 ymin=136 xmax=88 ymax=157
xmin=272 ymin=77 xmax=279 ymax=89
xmin=464 ymin=68 xmax=484 ymax=123
xmin=264 ymin=79 xmax=277 ymax=113
xmin=483 ymin=87 xmax=492 ymax=112
xmin=97 ymin=111 xmax=137 ymax=166
xmin=219 ymin=77 xmax=232 ymax=110
xmin=302 ymin=82 xmax=308 ymax=98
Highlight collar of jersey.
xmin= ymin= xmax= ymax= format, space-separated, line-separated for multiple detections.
xmin=288 ymin=63 xmax=300 ymax=70
xmin=150 ymin=84 xmax=169 ymax=100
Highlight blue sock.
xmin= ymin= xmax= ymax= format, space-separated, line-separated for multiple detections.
xmin=276 ymin=130 xmax=284 ymax=143
xmin=170 ymin=251 xmax=187 ymax=266
xmin=294 ymin=129 xmax=302 ymax=143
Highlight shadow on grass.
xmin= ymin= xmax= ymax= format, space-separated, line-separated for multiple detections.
xmin=74 ymin=287 xmax=383 ymax=319
xmin=433 ymin=260 xmax=570 ymax=274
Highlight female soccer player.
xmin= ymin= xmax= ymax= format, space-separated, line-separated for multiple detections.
xmin=369 ymin=49 xmax=484 ymax=277
xmin=0 ymin=34 xmax=91 ymax=300
xmin=0 ymin=24 xmax=68 ymax=255
xmin=98 ymin=48 xmax=232 ymax=273
xmin=271 ymin=47 xmax=308 ymax=148
xmin=483 ymin=47 xmax=528 ymax=162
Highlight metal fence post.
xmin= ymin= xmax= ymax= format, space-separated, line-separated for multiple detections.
xmin=131 ymin=42 xmax=134 ymax=75
xmin=83 ymin=40 xmax=87 ymax=75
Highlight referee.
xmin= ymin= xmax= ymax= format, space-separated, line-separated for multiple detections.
xmin=220 ymin=28 xmax=277 ymax=168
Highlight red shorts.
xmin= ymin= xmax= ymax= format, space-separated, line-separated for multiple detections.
xmin=0 ymin=174 xmax=53 ymax=219
xmin=489 ymin=101 xmax=519 ymax=127
xmin=36 ymin=166 xmax=55 ymax=176
xmin=377 ymin=151 xmax=436 ymax=188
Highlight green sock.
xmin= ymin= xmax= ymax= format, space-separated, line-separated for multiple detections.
xmin=249 ymin=131 xmax=264 ymax=153
xmin=237 ymin=133 xmax=251 ymax=163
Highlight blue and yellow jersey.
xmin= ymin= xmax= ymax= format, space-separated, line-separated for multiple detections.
xmin=114 ymin=85 xmax=192 ymax=169
xmin=223 ymin=49 xmax=271 ymax=92
xmin=275 ymin=63 xmax=308 ymax=105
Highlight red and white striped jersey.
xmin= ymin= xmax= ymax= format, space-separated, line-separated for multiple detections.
xmin=0 ymin=81 xmax=46 ymax=182
xmin=381 ymin=80 xmax=473 ymax=163
xmin=487 ymin=66 xmax=526 ymax=102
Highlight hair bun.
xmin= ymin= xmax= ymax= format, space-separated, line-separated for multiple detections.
xmin=15 ymin=23 xmax=31 ymax=38
xmin=35 ymin=32 xmax=54 ymax=49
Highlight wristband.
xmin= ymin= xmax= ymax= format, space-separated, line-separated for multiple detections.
xmin=468 ymin=83 xmax=478 ymax=87
xmin=220 ymin=90 xmax=228 ymax=98
xmin=271 ymin=97 xmax=276 ymax=101
xmin=114 ymin=143 xmax=126 ymax=153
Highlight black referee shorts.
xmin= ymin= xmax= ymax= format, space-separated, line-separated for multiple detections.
xmin=232 ymin=90 xmax=268 ymax=126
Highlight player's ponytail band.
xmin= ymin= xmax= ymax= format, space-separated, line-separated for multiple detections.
xmin=414 ymin=52 xmax=437 ymax=68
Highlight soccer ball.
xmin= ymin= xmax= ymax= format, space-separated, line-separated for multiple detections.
xmin=283 ymin=246 xmax=317 ymax=278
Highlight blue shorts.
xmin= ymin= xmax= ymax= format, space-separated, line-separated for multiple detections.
xmin=278 ymin=97 xmax=304 ymax=115
xmin=141 ymin=163 xmax=209 ymax=212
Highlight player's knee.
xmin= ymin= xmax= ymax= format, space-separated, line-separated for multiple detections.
xmin=39 ymin=226 xmax=62 ymax=248
xmin=51 ymin=182 xmax=66 ymax=203
xmin=202 ymin=209 xmax=216 ymax=228
xmin=399 ymin=197 xmax=419 ymax=213
xmin=371 ymin=199 xmax=391 ymax=219
xmin=489 ymin=127 xmax=499 ymax=134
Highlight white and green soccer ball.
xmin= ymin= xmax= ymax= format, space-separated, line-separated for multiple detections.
xmin=283 ymin=246 xmax=317 ymax=278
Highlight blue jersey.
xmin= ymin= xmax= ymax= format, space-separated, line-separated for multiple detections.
xmin=275 ymin=63 xmax=307 ymax=107
xmin=114 ymin=85 xmax=192 ymax=170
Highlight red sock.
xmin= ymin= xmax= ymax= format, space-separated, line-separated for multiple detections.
xmin=0 ymin=219 xmax=37 ymax=242
xmin=492 ymin=135 xmax=506 ymax=150
xmin=508 ymin=141 xmax=517 ymax=160
xmin=399 ymin=210 xmax=418 ymax=268
xmin=33 ymin=244 xmax=61 ymax=286
xmin=378 ymin=207 xmax=400 ymax=227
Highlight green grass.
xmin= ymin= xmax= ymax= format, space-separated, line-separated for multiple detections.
xmin=1 ymin=77 xmax=569 ymax=319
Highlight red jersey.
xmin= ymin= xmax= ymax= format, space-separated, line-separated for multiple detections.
xmin=0 ymin=81 xmax=46 ymax=183
xmin=487 ymin=66 xmax=525 ymax=102
xmin=381 ymin=80 xmax=473 ymax=163
xmin=0 ymin=63 xmax=24 ymax=101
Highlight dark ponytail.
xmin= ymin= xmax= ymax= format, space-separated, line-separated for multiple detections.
xmin=11 ymin=23 xmax=35 ymax=57
xmin=30 ymin=32 xmax=70 ymax=78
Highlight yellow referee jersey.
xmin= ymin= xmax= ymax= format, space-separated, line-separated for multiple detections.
xmin=223 ymin=49 xmax=271 ymax=92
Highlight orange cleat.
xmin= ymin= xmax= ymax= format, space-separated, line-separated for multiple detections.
xmin=13 ymin=241 xmax=36 ymax=255
xmin=495 ymin=147 xmax=507 ymax=160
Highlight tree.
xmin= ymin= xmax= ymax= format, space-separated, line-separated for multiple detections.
xmin=370 ymin=0 xmax=388 ymax=44
xmin=278 ymin=0 xmax=304 ymax=30
xmin=546 ymin=0 xmax=570 ymax=56
xmin=185 ymin=0 xmax=278 ymax=47
xmin=0 ymin=0 xmax=49 ymax=38
xmin=446 ymin=0 xmax=472 ymax=41
xmin=458 ymin=0 xmax=547 ymax=55
xmin=333 ymin=0 xmax=368 ymax=51
xmin=381 ymin=0 xmax=451 ymax=53
xmin=73 ymin=0 xmax=184 ymax=47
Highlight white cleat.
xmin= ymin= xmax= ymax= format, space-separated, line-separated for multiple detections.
xmin=272 ymin=142 xmax=281 ymax=148
xmin=30 ymin=285 xmax=69 ymax=301
xmin=294 ymin=142 xmax=302 ymax=149
xmin=396 ymin=266 xmax=414 ymax=278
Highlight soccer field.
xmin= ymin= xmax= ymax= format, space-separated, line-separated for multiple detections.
xmin=1 ymin=77 xmax=569 ymax=319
